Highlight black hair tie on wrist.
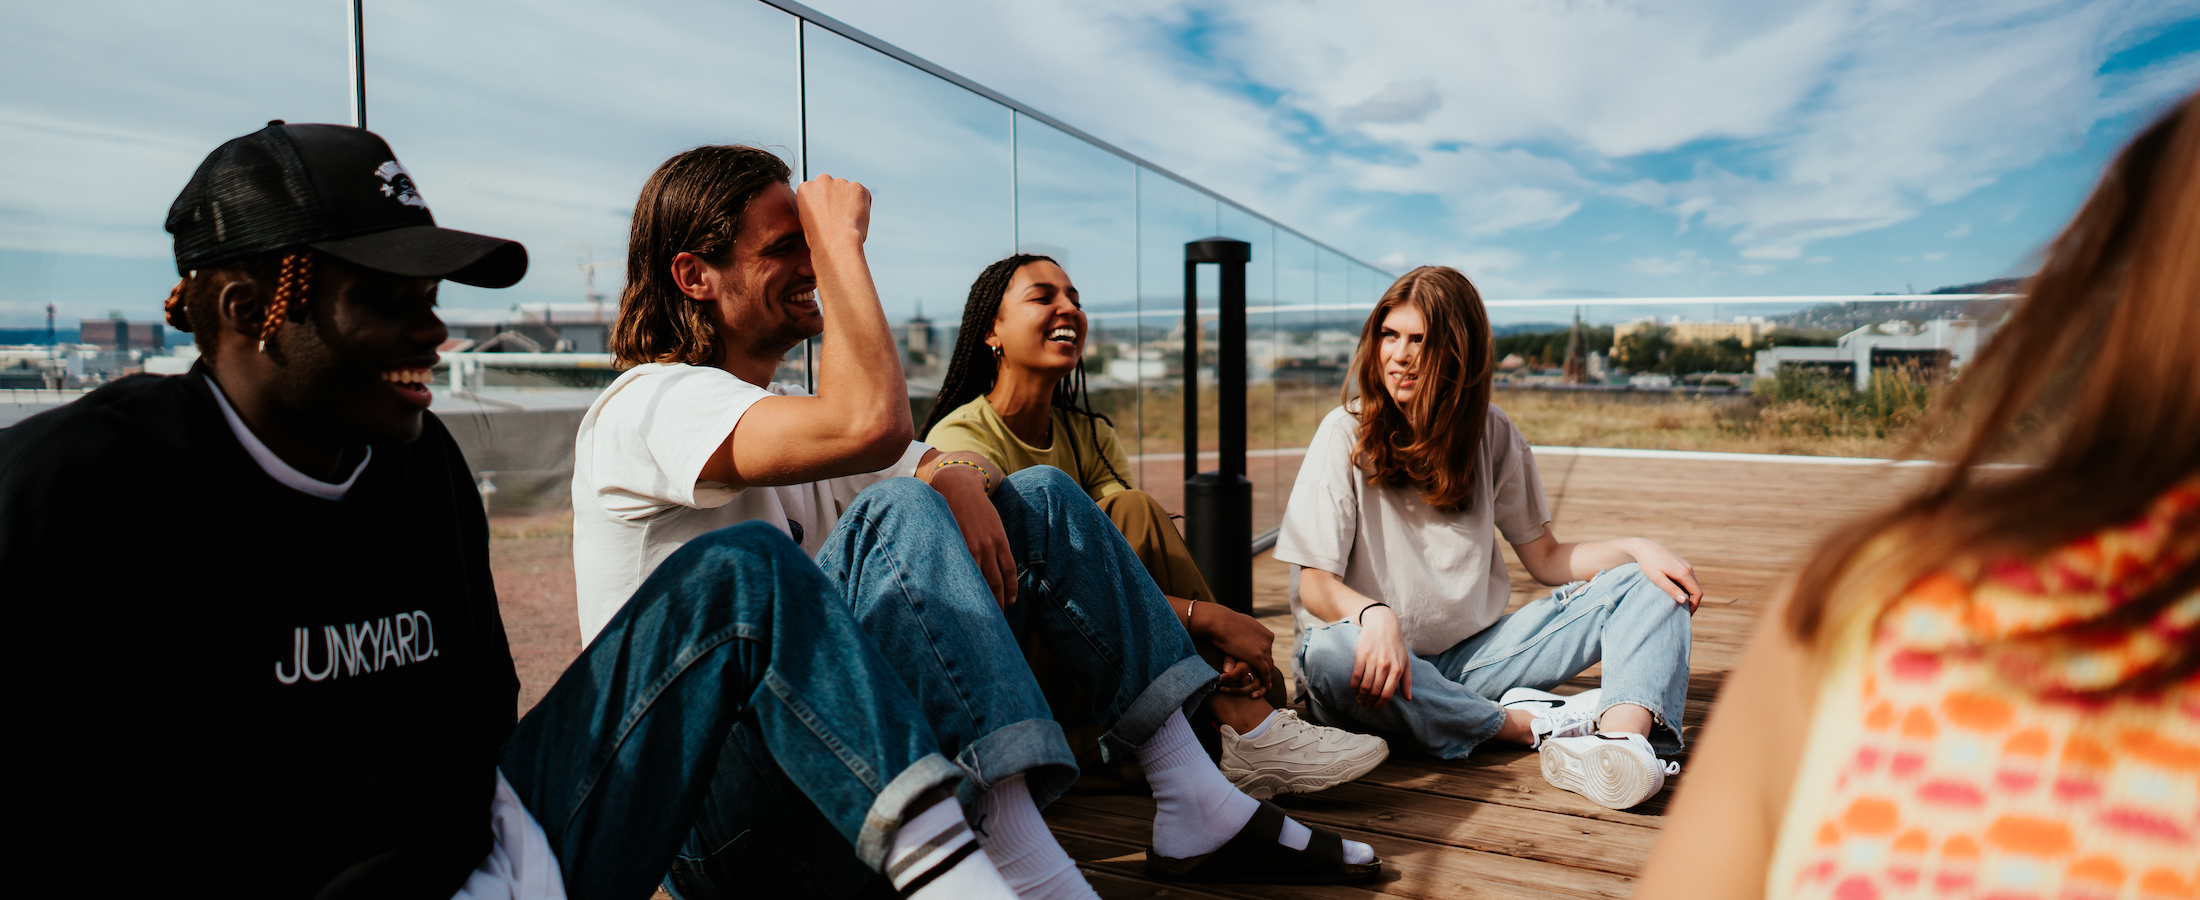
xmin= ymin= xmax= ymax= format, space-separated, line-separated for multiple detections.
xmin=1355 ymin=601 xmax=1390 ymax=626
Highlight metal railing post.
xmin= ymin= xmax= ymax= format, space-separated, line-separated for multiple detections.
xmin=1183 ymin=237 xmax=1253 ymax=614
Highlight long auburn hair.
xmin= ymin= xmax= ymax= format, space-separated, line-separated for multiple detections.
xmin=920 ymin=254 xmax=1127 ymax=493
xmin=1348 ymin=266 xmax=1494 ymax=512
xmin=1787 ymin=90 xmax=2200 ymax=691
xmin=610 ymin=145 xmax=792 ymax=368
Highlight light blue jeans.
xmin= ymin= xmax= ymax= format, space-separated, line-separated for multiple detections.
xmin=1296 ymin=562 xmax=1690 ymax=760
xmin=669 ymin=467 xmax=1216 ymax=900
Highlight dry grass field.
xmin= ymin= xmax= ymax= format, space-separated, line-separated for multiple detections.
xmin=1104 ymin=374 xmax=1938 ymax=462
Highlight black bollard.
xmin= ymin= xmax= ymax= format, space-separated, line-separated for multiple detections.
xmin=1182 ymin=237 xmax=1253 ymax=615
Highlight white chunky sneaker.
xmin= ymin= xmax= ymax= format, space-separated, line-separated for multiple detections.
xmin=1538 ymin=732 xmax=1679 ymax=810
xmin=1499 ymin=686 xmax=1602 ymax=717
xmin=1219 ymin=710 xmax=1390 ymax=800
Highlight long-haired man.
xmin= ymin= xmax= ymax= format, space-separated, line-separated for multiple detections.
xmin=573 ymin=145 xmax=1383 ymax=896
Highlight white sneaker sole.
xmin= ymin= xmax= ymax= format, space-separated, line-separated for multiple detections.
xmin=1225 ymin=743 xmax=1391 ymax=800
xmin=1539 ymin=739 xmax=1666 ymax=810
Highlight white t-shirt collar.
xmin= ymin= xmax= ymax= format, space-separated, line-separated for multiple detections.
xmin=205 ymin=375 xmax=371 ymax=501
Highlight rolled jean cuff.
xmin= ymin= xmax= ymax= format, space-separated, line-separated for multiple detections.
xmin=954 ymin=717 xmax=1080 ymax=812
xmin=1594 ymin=698 xmax=1685 ymax=752
xmin=855 ymin=752 xmax=965 ymax=871
xmin=1098 ymin=655 xmax=1220 ymax=764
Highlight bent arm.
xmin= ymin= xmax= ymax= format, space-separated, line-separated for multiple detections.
xmin=1634 ymin=580 xmax=1815 ymax=900
xmin=1512 ymin=530 xmax=1702 ymax=608
xmin=1299 ymin=566 xmax=1381 ymax=624
xmin=703 ymin=177 xmax=912 ymax=487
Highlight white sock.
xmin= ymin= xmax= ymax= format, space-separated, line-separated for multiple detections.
xmin=972 ymin=773 xmax=1098 ymax=900
xmin=1234 ymin=709 xmax=1281 ymax=739
xmin=887 ymin=797 xmax=1014 ymax=900
xmin=1136 ymin=710 xmax=1375 ymax=864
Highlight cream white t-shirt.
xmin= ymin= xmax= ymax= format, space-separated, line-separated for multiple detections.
xmin=571 ymin=363 xmax=929 ymax=645
xmin=1274 ymin=403 xmax=1551 ymax=653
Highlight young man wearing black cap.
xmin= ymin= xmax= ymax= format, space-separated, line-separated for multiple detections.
xmin=0 ymin=122 xmax=1020 ymax=900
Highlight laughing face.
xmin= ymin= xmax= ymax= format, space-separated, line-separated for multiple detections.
xmin=267 ymin=254 xmax=448 ymax=445
xmin=712 ymin=182 xmax=822 ymax=360
xmin=987 ymin=260 xmax=1084 ymax=379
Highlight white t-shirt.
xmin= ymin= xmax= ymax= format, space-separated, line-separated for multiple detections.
xmin=571 ymin=363 xmax=929 ymax=645
xmin=208 ymin=380 xmax=564 ymax=900
xmin=1273 ymin=403 xmax=1551 ymax=653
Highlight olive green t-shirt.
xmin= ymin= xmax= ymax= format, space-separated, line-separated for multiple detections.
xmin=926 ymin=396 xmax=1134 ymax=502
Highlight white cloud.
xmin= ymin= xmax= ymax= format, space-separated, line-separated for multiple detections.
xmin=1946 ymin=223 xmax=1972 ymax=238
xmin=1741 ymin=244 xmax=1803 ymax=260
xmin=1337 ymin=80 xmax=1442 ymax=126
xmin=1626 ymin=249 xmax=1703 ymax=275
xmin=1923 ymin=251 xmax=1949 ymax=261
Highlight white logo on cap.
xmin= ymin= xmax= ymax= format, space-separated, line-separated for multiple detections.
xmin=373 ymin=160 xmax=428 ymax=210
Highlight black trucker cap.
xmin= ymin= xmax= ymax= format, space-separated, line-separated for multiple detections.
xmin=166 ymin=121 xmax=527 ymax=288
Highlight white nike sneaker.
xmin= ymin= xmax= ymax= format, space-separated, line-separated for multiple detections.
xmin=1219 ymin=710 xmax=1390 ymax=800
xmin=1538 ymin=731 xmax=1678 ymax=810
xmin=1501 ymin=687 xmax=1604 ymax=748
xmin=1499 ymin=686 xmax=1602 ymax=717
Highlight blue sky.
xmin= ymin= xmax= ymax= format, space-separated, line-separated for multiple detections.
xmin=1 ymin=0 xmax=2195 ymax=326
xmin=805 ymin=0 xmax=2197 ymax=301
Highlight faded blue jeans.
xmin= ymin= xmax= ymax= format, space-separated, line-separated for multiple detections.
xmin=668 ymin=467 xmax=1217 ymax=900
xmin=1297 ymin=562 xmax=1690 ymax=759
xmin=499 ymin=521 xmax=963 ymax=900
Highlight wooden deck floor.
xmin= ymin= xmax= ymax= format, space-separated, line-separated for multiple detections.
xmin=1040 ymin=453 xmax=1928 ymax=899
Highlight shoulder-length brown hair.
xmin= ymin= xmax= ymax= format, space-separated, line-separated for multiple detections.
xmin=1347 ymin=266 xmax=1495 ymax=512
xmin=1788 ymin=90 xmax=2200 ymax=690
xmin=610 ymin=145 xmax=792 ymax=368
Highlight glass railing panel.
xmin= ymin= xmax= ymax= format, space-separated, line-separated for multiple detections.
xmin=3 ymin=2 xmax=350 ymax=378
xmin=1218 ymin=204 xmax=1280 ymax=540
xmin=802 ymin=20 xmax=1013 ymax=419
xmin=1010 ymin=113 xmax=1140 ymax=468
xmin=368 ymin=0 xmax=799 ymax=324
xmin=1133 ymin=167 xmax=1217 ymax=499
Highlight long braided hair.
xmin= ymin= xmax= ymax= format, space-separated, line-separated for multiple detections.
xmin=921 ymin=254 xmax=1128 ymax=494
xmin=162 ymin=249 xmax=315 ymax=357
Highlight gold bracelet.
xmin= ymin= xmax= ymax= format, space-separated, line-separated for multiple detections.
xmin=934 ymin=457 xmax=991 ymax=493
xmin=1185 ymin=598 xmax=1198 ymax=630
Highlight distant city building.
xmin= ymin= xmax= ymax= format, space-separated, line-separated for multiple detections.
xmin=79 ymin=317 xmax=165 ymax=353
xmin=1754 ymin=318 xmax=1995 ymax=389
xmin=905 ymin=305 xmax=935 ymax=360
xmin=440 ymin=304 xmax=608 ymax=354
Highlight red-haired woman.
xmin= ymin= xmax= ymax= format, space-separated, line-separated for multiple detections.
xmin=1276 ymin=265 xmax=1701 ymax=810
xmin=1636 ymin=92 xmax=2200 ymax=900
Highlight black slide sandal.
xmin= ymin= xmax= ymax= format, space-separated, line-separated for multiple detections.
xmin=1143 ymin=800 xmax=1383 ymax=884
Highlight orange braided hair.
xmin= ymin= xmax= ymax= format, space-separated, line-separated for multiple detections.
xmin=163 ymin=278 xmax=191 ymax=331
xmin=259 ymin=251 xmax=313 ymax=349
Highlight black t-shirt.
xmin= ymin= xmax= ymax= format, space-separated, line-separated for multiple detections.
xmin=1 ymin=366 xmax=519 ymax=899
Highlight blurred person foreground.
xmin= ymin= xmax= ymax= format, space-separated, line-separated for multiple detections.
xmin=1638 ymin=90 xmax=2200 ymax=900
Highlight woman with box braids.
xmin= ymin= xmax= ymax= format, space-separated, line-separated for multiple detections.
xmin=922 ymin=254 xmax=1388 ymax=799
xmin=160 ymin=250 xmax=315 ymax=354
xmin=921 ymin=253 xmax=1126 ymax=494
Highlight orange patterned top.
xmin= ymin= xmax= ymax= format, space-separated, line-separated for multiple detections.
xmin=1768 ymin=479 xmax=2200 ymax=900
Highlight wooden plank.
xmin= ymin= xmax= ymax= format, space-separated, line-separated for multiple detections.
xmin=1054 ymin=785 xmax=1660 ymax=879
xmin=1046 ymin=797 xmax=1636 ymax=899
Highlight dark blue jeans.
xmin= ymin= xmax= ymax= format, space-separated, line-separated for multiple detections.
xmin=500 ymin=521 xmax=962 ymax=900
xmin=670 ymin=468 xmax=1217 ymax=900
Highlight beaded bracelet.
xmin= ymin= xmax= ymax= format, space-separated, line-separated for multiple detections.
xmin=934 ymin=457 xmax=992 ymax=493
